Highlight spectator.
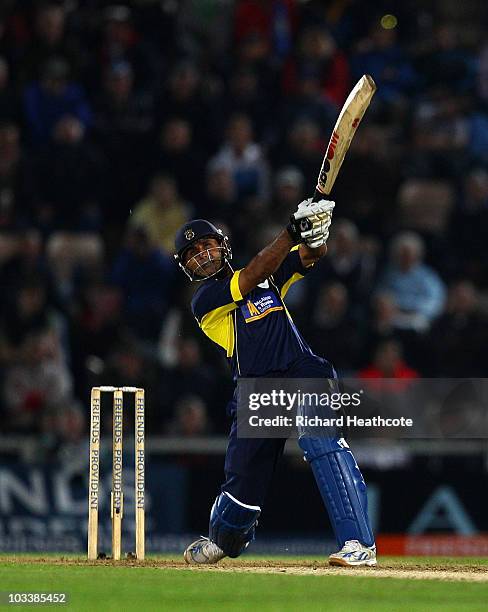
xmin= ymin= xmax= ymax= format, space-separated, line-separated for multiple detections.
xmin=359 ymin=338 xmax=419 ymax=380
xmin=363 ymin=291 xmax=428 ymax=374
xmin=0 ymin=279 xmax=64 ymax=358
xmin=233 ymin=0 xmax=297 ymax=62
xmin=99 ymin=335 xmax=161 ymax=425
xmin=155 ymin=117 xmax=204 ymax=205
xmin=0 ymin=229 xmax=53 ymax=301
xmin=271 ymin=118 xmax=324 ymax=187
xmin=92 ymin=4 xmax=159 ymax=94
xmin=283 ymin=25 xmax=350 ymax=106
xmin=358 ymin=339 xmax=420 ymax=425
xmin=157 ymin=60 xmax=218 ymax=151
xmin=396 ymin=178 xmax=454 ymax=236
xmin=160 ymin=338 xmax=224 ymax=425
xmin=351 ymin=18 xmax=416 ymax=108
xmin=3 ymin=327 xmax=73 ymax=433
xmin=270 ymin=166 xmax=304 ymax=224
xmin=427 ymin=281 xmax=488 ymax=376
xmin=110 ymin=226 xmax=175 ymax=341
xmin=331 ymin=123 xmax=402 ymax=231
xmin=280 ymin=67 xmax=338 ymax=137
xmin=20 ymin=1 xmax=81 ymax=84
xmin=34 ymin=115 xmax=106 ymax=231
xmin=92 ymin=60 xmax=154 ymax=220
xmin=22 ymin=57 xmax=92 ymax=146
xmin=417 ymin=23 xmax=474 ymax=94
xmin=46 ymin=230 xmax=104 ymax=303
xmin=283 ymin=24 xmax=350 ymax=108
xmin=308 ymin=219 xmax=376 ymax=315
xmin=232 ymin=31 xmax=279 ymax=103
xmin=68 ymin=281 xmax=123 ymax=395
xmin=129 ymin=174 xmax=189 ymax=255
xmin=50 ymin=404 xmax=86 ymax=462
xmin=303 ymin=283 xmax=363 ymax=374
xmin=166 ymin=394 xmax=210 ymax=437
xmin=179 ymin=0 xmax=235 ymax=60
xmin=222 ymin=68 xmax=270 ymax=139
xmin=365 ymin=292 xmax=400 ymax=340
xmin=202 ymin=164 xmax=239 ymax=224
xmin=378 ymin=232 xmax=446 ymax=331
xmin=209 ymin=113 xmax=269 ymax=201
xmin=408 ymin=89 xmax=468 ymax=179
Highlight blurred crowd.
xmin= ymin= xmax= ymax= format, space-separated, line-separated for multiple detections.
xmin=0 ymin=0 xmax=488 ymax=451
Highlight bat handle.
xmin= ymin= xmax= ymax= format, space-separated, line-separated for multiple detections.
xmin=312 ymin=188 xmax=324 ymax=203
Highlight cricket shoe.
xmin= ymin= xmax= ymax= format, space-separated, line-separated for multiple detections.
xmin=184 ymin=537 xmax=226 ymax=564
xmin=329 ymin=540 xmax=377 ymax=567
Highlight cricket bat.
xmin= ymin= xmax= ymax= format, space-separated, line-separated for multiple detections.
xmin=312 ymin=74 xmax=376 ymax=201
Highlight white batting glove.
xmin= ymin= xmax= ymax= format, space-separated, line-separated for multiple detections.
xmin=292 ymin=198 xmax=334 ymax=248
xmin=293 ymin=198 xmax=335 ymax=222
xmin=301 ymin=212 xmax=334 ymax=247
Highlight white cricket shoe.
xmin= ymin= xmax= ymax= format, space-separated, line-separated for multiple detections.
xmin=329 ymin=540 xmax=377 ymax=567
xmin=183 ymin=537 xmax=226 ymax=564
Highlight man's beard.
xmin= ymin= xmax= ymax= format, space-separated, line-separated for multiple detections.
xmin=193 ymin=253 xmax=225 ymax=278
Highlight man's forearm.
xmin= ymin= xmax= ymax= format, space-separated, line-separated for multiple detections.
xmin=238 ymin=230 xmax=294 ymax=296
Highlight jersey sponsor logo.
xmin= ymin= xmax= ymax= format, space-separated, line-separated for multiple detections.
xmin=241 ymin=291 xmax=283 ymax=323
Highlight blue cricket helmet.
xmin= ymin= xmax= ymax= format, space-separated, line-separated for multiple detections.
xmin=174 ymin=219 xmax=232 ymax=281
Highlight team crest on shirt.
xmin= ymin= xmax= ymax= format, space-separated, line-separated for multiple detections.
xmin=241 ymin=291 xmax=283 ymax=323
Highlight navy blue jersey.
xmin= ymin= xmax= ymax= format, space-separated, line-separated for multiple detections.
xmin=191 ymin=246 xmax=315 ymax=379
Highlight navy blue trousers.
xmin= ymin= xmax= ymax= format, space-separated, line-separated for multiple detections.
xmin=222 ymin=354 xmax=336 ymax=507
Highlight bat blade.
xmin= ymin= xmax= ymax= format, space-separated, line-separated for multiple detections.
xmin=314 ymin=74 xmax=376 ymax=200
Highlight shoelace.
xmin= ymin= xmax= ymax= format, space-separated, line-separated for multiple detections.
xmin=341 ymin=540 xmax=362 ymax=552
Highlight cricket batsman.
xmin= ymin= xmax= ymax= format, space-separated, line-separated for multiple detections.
xmin=174 ymin=198 xmax=376 ymax=566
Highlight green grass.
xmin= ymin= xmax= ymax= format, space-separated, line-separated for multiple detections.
xmin=0 ymin=556 xmax=487 ymax=611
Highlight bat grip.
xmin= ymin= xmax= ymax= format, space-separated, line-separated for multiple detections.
xmin=312 ymin=188 xmax=324 ymax=203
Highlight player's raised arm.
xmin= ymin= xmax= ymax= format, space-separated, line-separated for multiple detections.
xmin=237 ymin=198 xmax=335 ymax=296
xmin=236 ymin=229 xmax=293 ymax=296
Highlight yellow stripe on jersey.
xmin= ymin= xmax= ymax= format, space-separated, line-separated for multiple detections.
xmin=279 ymin=245 xmax=314 ymax=298
xmin=280 ymin=272 xmax=304 ymax=299
xmin=200 ymin=303 xmax=236 ymax=357
xmin=199 ymin=270 xmax=242 ymax=357
xmin=230 ymin=269 xmax=243 ymax=302
xmin=244 ymin=305 xmax=283 ymax=323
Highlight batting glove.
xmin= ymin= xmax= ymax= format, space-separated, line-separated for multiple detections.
xmin=289 ymin=198 xmax=334 ymax=247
